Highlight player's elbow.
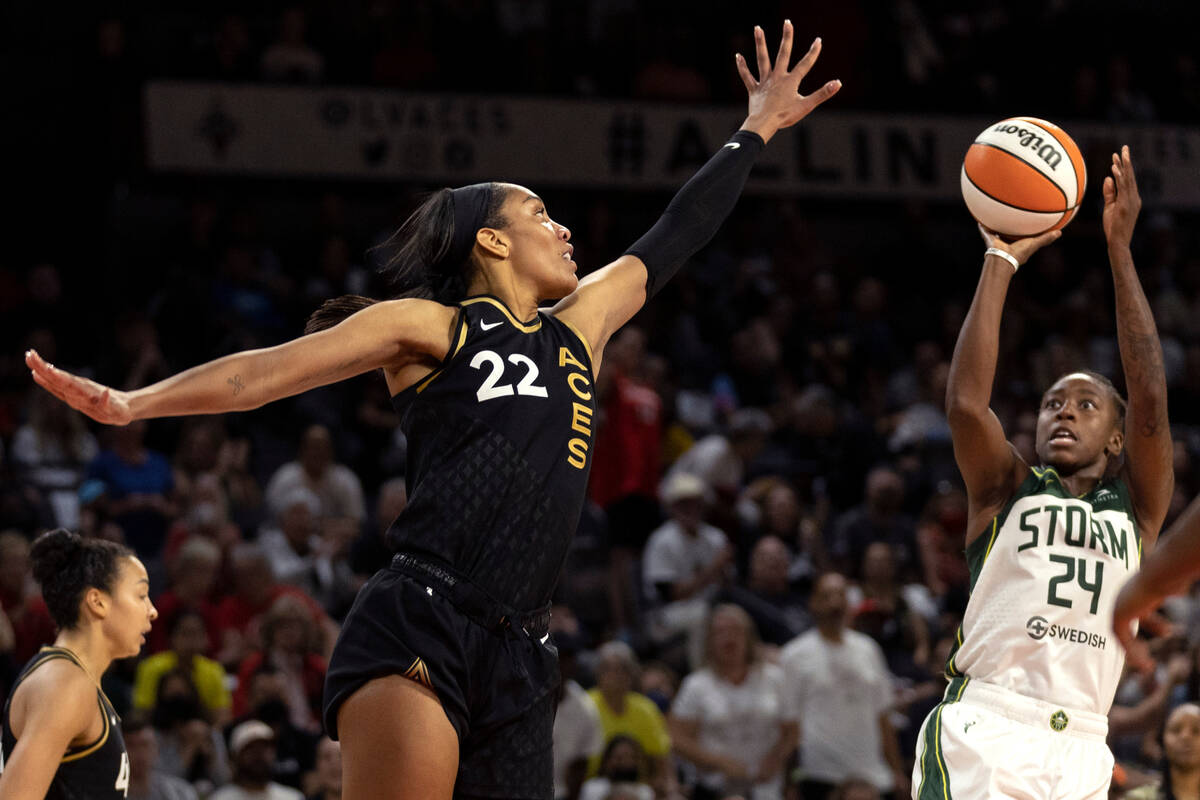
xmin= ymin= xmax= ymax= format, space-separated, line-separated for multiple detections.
xmin=945 ymin=392 xmax=987 ymax=425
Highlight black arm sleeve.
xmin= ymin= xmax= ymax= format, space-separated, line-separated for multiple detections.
xmin=625 ymin=129 xmax=766 ymax=298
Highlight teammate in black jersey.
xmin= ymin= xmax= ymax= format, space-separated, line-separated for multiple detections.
xmin=26 ymin=21 xmax=840 ymax=799
xmin=0 ymin=529 xmax=157 ymax=799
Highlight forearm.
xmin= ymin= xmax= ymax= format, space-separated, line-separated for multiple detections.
xmin=1131 ymin=494 xmax=1200 ymax=596
xmin=1110 ymin=244 xmax=1168 ymax=435
xmin=626 ymin=130 xmax=765 ymax=298
xmin=946 ymin=256 xmax=1014 ymax=413
xmin=1108 ymin=679 xmax=1174 ymax=737
xmin=127 ymin=347 xmax=289 ymax=420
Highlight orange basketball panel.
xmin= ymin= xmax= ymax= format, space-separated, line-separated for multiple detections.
xmin=1048 ymin=205 xmax=1078 ymax=232
xmin=1017 ymin=117 xmax=1086 ymax=205
xmin=964 ymin=145 xmax=1068 ymax=212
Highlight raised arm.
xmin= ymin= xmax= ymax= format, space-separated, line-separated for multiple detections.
xmin=947 ymin=227 xmax=1060 ymax=541
xmin=1105 ymin=146 xmax=1173 ymax=541
xmin=26 ymin=298 xmax=456 ymax=425
xmin=553 ymin=20 xmax=841 ymax=361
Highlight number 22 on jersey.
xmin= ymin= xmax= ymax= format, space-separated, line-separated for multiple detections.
xmin=470 ymin=350 xmax=548 ymax=402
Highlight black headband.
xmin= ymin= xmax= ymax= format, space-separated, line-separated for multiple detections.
xmin=446 ymin=183 xmax=495 ymax=271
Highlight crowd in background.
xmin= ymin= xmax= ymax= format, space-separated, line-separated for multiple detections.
xmin=4 ymin=2 xmax=1200 ymax=799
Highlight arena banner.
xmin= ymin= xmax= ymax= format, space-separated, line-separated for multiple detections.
xmin=145 ymin=81 xmax=1200 ymax=207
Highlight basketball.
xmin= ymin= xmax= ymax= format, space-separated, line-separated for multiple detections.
xmin=960 ymin=117 xmax=1087 ymax=237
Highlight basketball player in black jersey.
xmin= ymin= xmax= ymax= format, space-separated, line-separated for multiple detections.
xmin=0 ymin=529 xmax=157 ymax=799
xmin=26 ymin=21 xmax=840 ymax=799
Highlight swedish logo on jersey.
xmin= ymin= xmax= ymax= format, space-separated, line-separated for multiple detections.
xmin=1050 ymin=710 xmax=1069 ymax=732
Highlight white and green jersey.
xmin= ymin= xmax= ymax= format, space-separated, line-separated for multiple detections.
xmin=946 ymin=466 xmax=1141 ymax=716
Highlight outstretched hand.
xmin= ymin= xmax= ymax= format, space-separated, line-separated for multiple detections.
xmin=1103 ymin=145 xmax=1141 ymax=249
xmin=26 ymin=349 xmax=133 ymax=426
xmin=977 ymin=223 xmax=1061 ymax=268
xmin=737 ymin=20 xmax=841 ymax=143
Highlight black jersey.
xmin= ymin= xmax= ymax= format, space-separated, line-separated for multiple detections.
xmin=2 ymin=647 xmax=129 ymax=800
xmin=388 ymin=295 xmax=597 ymax=610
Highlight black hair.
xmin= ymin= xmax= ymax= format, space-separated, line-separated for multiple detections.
xmin=598 ymin=734 xmax=645 ymax=775
xmin=30 ymin=528 xmax=134 ymax=630
xmin=121 ymin=710 xmax=153 ymax=737
xmin=305 ymin=184 xmax=510 ymax=334
xmin=1046 ymin=370 xmax=1127 ymax=429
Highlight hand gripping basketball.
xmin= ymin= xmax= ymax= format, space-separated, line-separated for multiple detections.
xmin=26 ymin=349 xmax=134 ymax=426
xmin=977 ymin=223 xmax=1061 ymax=270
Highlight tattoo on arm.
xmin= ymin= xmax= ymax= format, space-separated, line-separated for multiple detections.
xmin=228 ymin=375 xmax=245 ymax=396
xmin=1114 ymin=272 xmax=1168 ymax=438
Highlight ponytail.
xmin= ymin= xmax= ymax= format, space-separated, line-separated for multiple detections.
xmin=304 ymin=184 xmax=511 ymax=334
xmin=305 ymin=295 xmax=378 ymax=335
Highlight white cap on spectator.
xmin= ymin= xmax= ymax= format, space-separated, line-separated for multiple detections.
xmin=280 ymin=486 xmax=322 ymax=516
xmin=229 ymin=720 xmax=275 ymax=757
xmin=661 ymin=472 xmax=709 ymax=506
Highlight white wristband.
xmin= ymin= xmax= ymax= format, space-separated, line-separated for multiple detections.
xmin=985 ymin=247 xmax=1020 ymax=272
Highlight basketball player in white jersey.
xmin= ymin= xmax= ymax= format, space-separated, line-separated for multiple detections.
xmin=913 ymin=147 xmax=1172 ymax=800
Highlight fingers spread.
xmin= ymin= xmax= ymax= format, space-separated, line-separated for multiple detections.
xmin=735 ymin=53 xmax=756 ymax=91
xmin=791 ymin=37 xmax=822 ymax=78
xmin=774 ymin=19 xmax=793 ymax=74
xmin=754 ymin=26 xmax=770 ymax=82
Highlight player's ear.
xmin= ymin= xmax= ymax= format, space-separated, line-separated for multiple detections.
xmin=1105 ymin=426 xmax=1124 ymax=459
xmin=475 ymin=227 xmax=510 ymax=260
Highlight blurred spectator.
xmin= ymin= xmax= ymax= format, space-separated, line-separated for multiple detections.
xmin=829 ymin=465 xmax=917 ymax=580
xmin=124 ymin=712 xmax=199 ymax=800
xmin=781 ymin=573 xmax=907 ymax=799
xmin=588 ymin=642 xmax=672 ymax=791
xmin=160 ymin=471 xmax=241 ymax=582
xmin=306 ymin=737 xmax=342 ymax=800
xmin=578 ymin=736 xmax=654 ymax=800
xmin=152 ymin=669 xmax=232 ymax=793
xmin=0 ymin=531 xmax=56 ymax=665
xmin=232 ymin=595 xmax=327 ymax=733
xmin=349 ymin=477 xmax=405 ymax=578
xmin=212 ymin=543 xmax=334 ymax=669
xmin=228 ymin=663 xmax=320 ymax=791
xmin=11 ymin=393 xmax=98 ymax=529
xmin=717 ymin=535 xmax=812 ymax=647
xmin=553 ymin=638 xmax=604 ymax=800
xmin=258 ymin=486 xmax=358 ymax=617
xmin=1125 ymin=703 xmax=1200 ymax=799
xmin=914 ymin=486 xmax=969 ymax=602
xmin=211 ymin=720 xmax=304 ymax=800
xmin=259 ymin=7 xmax=325 ymax=84
xmin=669 ymin=605 xmax=797 ymax=800
xmin=848 ymin=541 xmax=933 ymax=681
xmin=666 ymin=409 xmax=773 ymax=508
xmin=642 ymin=472 xmax=732 ymax=666
xmin=203 ymin=14 xmax=255 ymax=81
xmin=87 ymin=420 xmax=177 ymax=559
xmin=150 ymin=537 xmax=223 ymax=656
xmin=265 ymin=425 xmax=365 ymax=530
xmin=171 ymin=421 xmax=262 ymax=529
xmin=591 ymin=327 xmax=664 ymax=635
xmin=738 ymin=475 xmax=827 ymax=588
xmin=134 ymin=609 xmax=232 ymax=726
xmin=259 ymin=487 xmax=322 ymax=585
xmin=639 ymin=661 xmax=680 ymax=715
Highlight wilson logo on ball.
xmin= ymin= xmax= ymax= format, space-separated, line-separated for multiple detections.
xmin=961 ymin=117 xmax=1086 ymax=237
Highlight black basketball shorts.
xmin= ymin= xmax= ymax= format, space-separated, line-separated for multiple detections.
xmin=323 ymin=555 xmax=560 ymax=799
